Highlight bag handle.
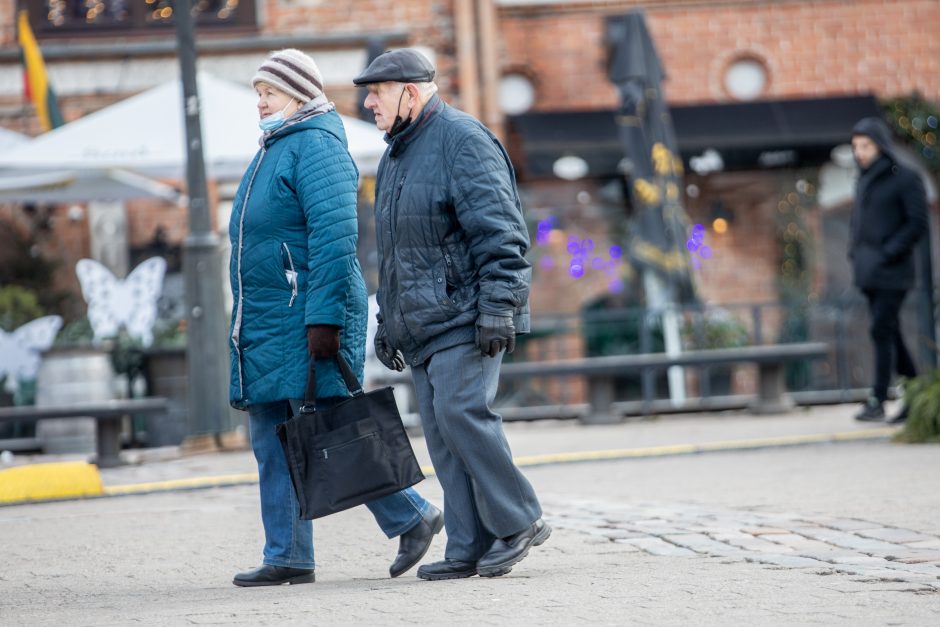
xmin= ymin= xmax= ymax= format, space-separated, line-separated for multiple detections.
xmin=302 ymin=353 xmax=364 ymax=412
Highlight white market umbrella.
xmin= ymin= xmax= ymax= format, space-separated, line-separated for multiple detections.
xmin=0 ymin=127 xmax=181 ymax=202
xmin=0 ymin=73 xmax=387 ymax=181
xmin=0 ymin=168 xmax=181 ymax=203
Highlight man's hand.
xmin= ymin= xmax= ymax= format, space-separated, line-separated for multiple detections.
xmin=475 ymin=313 xmax=515 ymax=358
xmin=307 ymin=325 xmax=340 ymax=359
xmin=374 ymin=323 xmax=405 ymax=371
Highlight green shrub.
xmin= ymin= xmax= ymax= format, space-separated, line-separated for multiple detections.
xmin=54 ymin=317 xmax=95 ymax=346
xmin=683 ymin=311 xmax=749 ymax=350
xmin=0 ymin=286 xmax=45 ymax=332
xmin=893 ymin=370 xmax=940 ymax=444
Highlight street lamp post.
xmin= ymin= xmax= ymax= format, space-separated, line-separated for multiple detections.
xmin=174 ymin=0 xmax=230 ymax=444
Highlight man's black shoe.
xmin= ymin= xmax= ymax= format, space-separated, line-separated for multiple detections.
xmin=854 ymin=398 xmax=885 ymax=422
xmin=416 ymin=558 xmax=477 ymax=581
xmin=390 ymin=503 xmax=444 ymax=578
xmin=476 ymin=518 xmax=552 ymax=578
xmin=887 ymin=404 xmax=909 ymax=425
xmin=233 ymin=565 xmax=315 ymax=587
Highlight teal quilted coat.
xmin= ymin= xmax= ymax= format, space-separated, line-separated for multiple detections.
xmin=228 ymin=109 xmax=367 ymax=409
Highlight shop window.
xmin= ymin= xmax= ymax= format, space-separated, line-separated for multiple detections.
xmin=28 ymin=0 xmax=256 ymax=36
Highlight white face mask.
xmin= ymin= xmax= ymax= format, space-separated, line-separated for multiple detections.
xmin=258 ymin=98 xmax=295 ymax=132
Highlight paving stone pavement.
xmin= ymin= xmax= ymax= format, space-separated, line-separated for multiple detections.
xmin=544 ymin=497 xmax=940 ymax=590
xmin=3 ymin=407 xmax=940 ymax=624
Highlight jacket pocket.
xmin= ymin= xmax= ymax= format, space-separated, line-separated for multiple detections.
xmin=441 ymin=248 xmax=460 ymax=303
xmin=280 ymin=242 xmax=298 ymax=307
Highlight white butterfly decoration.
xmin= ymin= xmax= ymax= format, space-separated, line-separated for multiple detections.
xmin=76 ymin=257 xmax=167 ymax=348
xmin=0 ymin=316 xmax=63 ymax=393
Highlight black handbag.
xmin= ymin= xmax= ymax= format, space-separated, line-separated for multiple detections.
xmin=276 ymin=354 xmax=424 ymax=520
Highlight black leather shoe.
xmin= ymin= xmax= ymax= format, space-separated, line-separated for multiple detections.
xmin=390 ymin=503 xmax=444 ymax=578
xmin=233 ymin=565 xmax=315 ymax=587
xmin=476 ymin=518 xmax=552 ymax=578
xmin=416 ymin=558 xmax=477 ymax=581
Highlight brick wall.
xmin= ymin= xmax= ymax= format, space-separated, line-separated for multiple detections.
xmin=499 ymin=0 xmax=940 ymax=109
xmin=1 ymin=0 xmax=936 ymax=332
xmin=259 ymin=0 xmax=458 ymax=100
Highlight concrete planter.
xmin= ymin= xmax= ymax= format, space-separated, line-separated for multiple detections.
xmin=35 ymin=346 xmax=114 ymax=454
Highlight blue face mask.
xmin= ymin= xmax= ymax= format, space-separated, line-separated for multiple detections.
xmin=258 ymin=98 xmax=294 ymax=132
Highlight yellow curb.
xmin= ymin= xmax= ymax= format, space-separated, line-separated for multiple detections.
xmin=0 ymin=461 xmax=104 ymax=504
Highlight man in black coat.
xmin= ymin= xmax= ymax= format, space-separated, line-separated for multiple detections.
xmin=849 ymin=117 xmax=928 ymax=422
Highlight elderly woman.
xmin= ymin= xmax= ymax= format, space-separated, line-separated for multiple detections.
xmin=228 ymin=49 xmax=441 ymax=587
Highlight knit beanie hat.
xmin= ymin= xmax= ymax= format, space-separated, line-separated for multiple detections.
xmin=251 ymin=49 xmax=324 ymax=103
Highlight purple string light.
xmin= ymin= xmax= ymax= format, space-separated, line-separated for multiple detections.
xmin=534 ymin=217 xmax=626 ymax=291
xmin=687 ymin=223 xmax=714 ymax=269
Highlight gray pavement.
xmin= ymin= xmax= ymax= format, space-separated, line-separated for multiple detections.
xmin=2 ymin=403 xmax=940 ymax=625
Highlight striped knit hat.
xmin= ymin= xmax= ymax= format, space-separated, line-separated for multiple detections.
xmin=251 ymin=49 xmax=324 ymax=103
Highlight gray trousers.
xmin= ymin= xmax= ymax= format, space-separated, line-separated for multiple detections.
xmin=411 ymin=341 xmax=542 ymax=562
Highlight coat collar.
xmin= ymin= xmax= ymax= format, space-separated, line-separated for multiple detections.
xmin=386 ymin=95 xmax=443 ymax=158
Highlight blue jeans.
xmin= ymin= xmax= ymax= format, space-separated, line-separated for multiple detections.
xmin=411 ymin=342 xmax=542 ymax=562
xmin=248 ymin=399 xmax=431 ymax=569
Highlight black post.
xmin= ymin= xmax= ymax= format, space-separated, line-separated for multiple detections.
xmin=174 ymin=0 xmax=230 ymax=440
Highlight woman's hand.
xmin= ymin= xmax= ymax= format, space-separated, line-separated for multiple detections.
xmin=307 ymin=325 xmax=341 ymax=359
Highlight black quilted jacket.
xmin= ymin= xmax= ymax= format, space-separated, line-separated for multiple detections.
xmin=373 ymin=95 xmax=531 ymax=367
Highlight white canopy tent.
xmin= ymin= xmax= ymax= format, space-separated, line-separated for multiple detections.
xmin=0 ymin=73 xmax=387 ymax=201
xmin=0 ymin=168 xmax=182 ymax=203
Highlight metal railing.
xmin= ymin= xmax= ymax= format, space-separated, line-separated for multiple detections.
xmin=496 ymin=295 xmax=930 ymax=412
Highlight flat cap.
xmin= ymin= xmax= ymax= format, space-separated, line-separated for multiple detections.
xmin=353 ymin=48 xmax=436 ymax=85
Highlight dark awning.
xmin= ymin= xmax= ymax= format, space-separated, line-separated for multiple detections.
xmin=508 ymin=95 xmax=882 ymax=178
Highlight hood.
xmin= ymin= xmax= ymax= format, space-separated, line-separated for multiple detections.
xmin=852 ymin=116 xmax=897 ymax=162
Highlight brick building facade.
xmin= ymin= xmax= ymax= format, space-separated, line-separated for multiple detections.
xmin=499 ymin=0 xmax=939 ymax=110
xmin=0 ymin=0 xmax=937 ymax=397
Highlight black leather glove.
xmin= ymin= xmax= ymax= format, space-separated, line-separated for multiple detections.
xmin=374 ymin=323 xmax=405 ymax=371
xmin=475 ymin=313 xmax=515 ymax=358
xmin=307 ymin=325 xmax=340 ymax=359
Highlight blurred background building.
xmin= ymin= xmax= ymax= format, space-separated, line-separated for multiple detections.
xmin=1 ymin=0 xmax=938 ymax=436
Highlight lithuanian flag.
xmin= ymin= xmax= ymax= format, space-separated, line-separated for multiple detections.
xmin=17 ymin=10 xmax=64 ymax=132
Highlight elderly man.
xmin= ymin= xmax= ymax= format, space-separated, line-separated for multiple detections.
xmin=353 ymin=49 xmax=550 ymax=580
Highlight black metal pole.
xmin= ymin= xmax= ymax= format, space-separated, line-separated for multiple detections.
xmin=174 ymin=0 xmax=230 ymax=440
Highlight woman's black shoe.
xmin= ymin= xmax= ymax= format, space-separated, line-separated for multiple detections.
xmin=390 ymin=504 xmax=444 ymax=578
xmin=233 ymin=565 xmax=315 ymax=587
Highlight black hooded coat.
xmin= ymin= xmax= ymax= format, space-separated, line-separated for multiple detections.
xmin=849 ymin=117 xmax=928 ymax=291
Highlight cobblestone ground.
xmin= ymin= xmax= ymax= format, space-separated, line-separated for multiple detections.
xmin=3 ymin=417 xmax=940 ymax=625
xmin=545 ymin=497 xmax=940 ymax=591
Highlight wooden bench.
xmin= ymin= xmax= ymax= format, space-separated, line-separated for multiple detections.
xmin=373 ymin=342 xmax=829 ymax=424
xmin=0 ymin=397 xmax=169 ymax=468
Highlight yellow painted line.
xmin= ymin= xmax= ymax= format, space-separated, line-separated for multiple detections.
xmin=102 ymin=472 xmax=259 ymax=496
xmin=510 ymin=428 xmax=897 ymax=468
xmin=0 ymin=461 xmax=103 ymax=504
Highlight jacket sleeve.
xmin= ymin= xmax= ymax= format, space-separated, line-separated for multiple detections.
xmin=293 ymin=131 xmax=361 ymax=328
xmin=449 ymin=128 xmax=531 ymax=316
xmin=883 ymin=169 xmax=928 ymax=261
